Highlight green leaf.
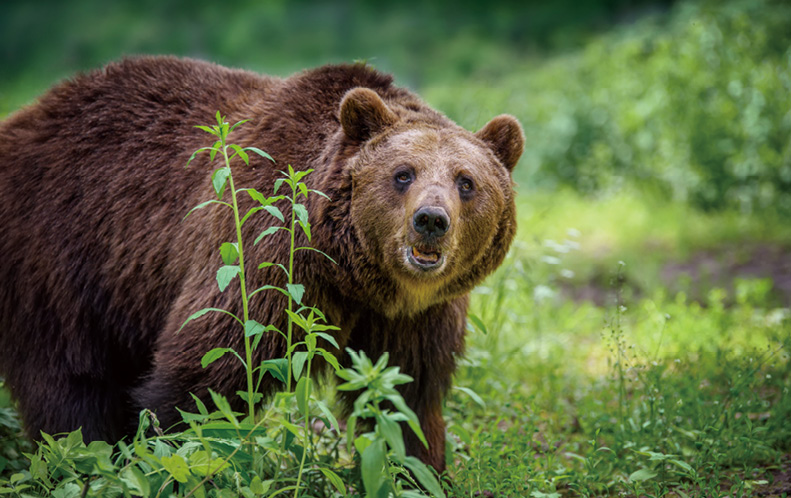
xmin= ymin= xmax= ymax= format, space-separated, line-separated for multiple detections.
xmin=286 ymin=283 xmax=304 ymax=305
xmin=229 ymin=144 xmax=249 ymax=165
xmin=319 ymin=468 xmax=346 ymax=496
xmin=298 ymin=182 xmax=309 ymax=199
xmin=467 ymin=313 xmax=488 ymax=335
xmin=263 ymin=205 xmax=284 ymax=223
xmin=309 ymin=188 xmax=332 ymax=200
xmin=211 ymin=167 xmax=231 ymax=199
xmin=236 ymin=390 xmax=263 ymax=405
xmin=28 ymin=453 xmax=50 ymax=488
xmin=51 ymin=483 xmax=81 ymax=498
xmin=179 ymin=308 xmax=216 ymax=331
xmin=295 ymin=246 xmax=338 ymax=264
xmin=209 ymin=389 xmax=240 ymax=427
xmin=244 ymin=319 xmax=265 ymax=338
xmin=244 ymin=147 xmax=275 ymax=163
xmin=315 ymin=400 xmax=340 ymax=433
xmin=189 ymin=450 xmax=230 ymax=476
xmin=178 ymin=407 xmax=208 ymax=423
xmin=260 ymin=358 xmax=288 ymax=384
xmin=249 ymin=284 xmax=290 ymax=301
xmin=317 ymin=348 xmax=342 ymax=372
xmin=219 ymin=242 xmax=239 ymax=265
xmin=292 ymin=351 xmax=309 ymax=380
xmin=628 ymin=468 xmax=658 ymax=482
xmin=383 ymin=394 xmax=426 ymax=448
xmin=285 ymin=309 xmax=307 ymax=331
xmin=449 ymin=423 xmax=472 ymax=445
xmin=64 ymin=428 xmax=84 ymax=449
xmin=403 ymin=456 xmax=446 ymax=498
xmin=161 ymin=454 xmax=191 ymax=483
xmin=240 ymin=206 xmax=263 ymax=226
xmin=254 ymin=226 xmax=282 ymax=245
xmin=120 ymin=466 xmax=151 ymax=497
xmin=179 ymin=307 xmax=242 ymax=332
xmin=246 ymin=188 xmax=268 ymax=205
xmin=182 ymin=199 xmax=230 ymax=221
xmin=295 ymin=377 xmax=311 ymax=415
xmin=216 ymin=265 xmax=240 ymax=292
xmin=257 ymin=262 xmax=289 ymax=278
xmin=314 ymin=332 xmax=340 ymax=349
xmin=305 ymin=333 xmax=316 ymax=351
xmin=194 ymin=125 xmax=219 ymax=137
xmin=249 ymin=476 xmax=272 ymax=495
xmin=361 ymin=439 xmax=387 ymax=498
xmin=454 ymin=386 xmax=486 ymax=409
xmin=530 ymin=492 xmax=561 ymax=498
xmin=245 ymin=189 xmax=283 ymax=207
xmin=298 ymin=220 xmax=311 ymax=242
xmin=185 ymin=146 xmax=216 ymax=168
xmin=201 ymin=347 xmax=232 ymax=368
xmin=293 ymin=203 xmax=309 ymax=226
xmin=273 ymin=178 xmax=285 ymax=194
xmin=376 ymin=412 xmax=405 ymax=461
xmin=252 ymin=325 xmax=271 ymax=350
xmin=209 ymin=140 xmax=221 ymax=162
xmin=229 ymin=119 xmax=249 ymax=132
xmin=670 ymin=459 xmax=694 ymax=473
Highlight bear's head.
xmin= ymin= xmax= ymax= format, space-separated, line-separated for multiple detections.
xmin=329 ymin=87 xmax=523 ymax=317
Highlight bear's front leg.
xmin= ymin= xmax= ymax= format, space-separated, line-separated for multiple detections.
xmin=131 ymin=294 xmax=257 ymax=433
xmin=402 ymin=385 xmax=448 ymax=472
xmin=344 ymin=296 xmax=468 ymax=473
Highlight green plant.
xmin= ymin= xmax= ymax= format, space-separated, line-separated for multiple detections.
xmin=337 ymin=349 xmax=445 ymax=498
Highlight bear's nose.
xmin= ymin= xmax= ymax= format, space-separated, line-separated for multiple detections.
xmin=413 ymin=206 xmax=450 ymax=237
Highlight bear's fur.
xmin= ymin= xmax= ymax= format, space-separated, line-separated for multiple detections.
xmin=0 ymin=56 xmax=523 ymax=471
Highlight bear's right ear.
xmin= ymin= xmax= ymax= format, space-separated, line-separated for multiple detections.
xmin=475 ymin=114 xmax=525 ymax=172
xmin=340 ymin=88 xmax=397 ymax=142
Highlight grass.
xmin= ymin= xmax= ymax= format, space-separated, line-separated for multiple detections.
xmin=440 ymin=189 xmax=791 ymax=497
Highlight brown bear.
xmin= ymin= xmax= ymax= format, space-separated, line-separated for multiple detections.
xmin=0 ymin=56 xmax=523 ymax=472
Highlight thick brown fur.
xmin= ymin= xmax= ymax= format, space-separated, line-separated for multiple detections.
xmin=0 ymin=56 xmax=523 ymax=472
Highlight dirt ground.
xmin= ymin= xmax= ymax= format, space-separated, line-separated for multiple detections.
xmin=560 ymin=243 xmax=791 ymax=309
xmin=756 ymin=455 xmax=791 ymax=497
xmin=661 ymin=243 xmax=791 ymax=307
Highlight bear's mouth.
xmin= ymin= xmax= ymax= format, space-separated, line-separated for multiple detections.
xmin=406 ymin=244 xmax=444 ymax=271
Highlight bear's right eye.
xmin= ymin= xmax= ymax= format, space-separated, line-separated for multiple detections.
xmin=394 ymin=169 xmax=413 ymax=191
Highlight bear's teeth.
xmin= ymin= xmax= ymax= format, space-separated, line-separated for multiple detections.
xmin=411 ymin=246 xmax=440 ymax=264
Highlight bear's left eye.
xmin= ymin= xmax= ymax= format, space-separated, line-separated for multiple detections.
xmin=393 ymin=169 xmax=414 ymax=192
xmin=457 ymin=177 xmax=474 ymax=196
xmin=395 ymin=171 xmax=412 ymax=183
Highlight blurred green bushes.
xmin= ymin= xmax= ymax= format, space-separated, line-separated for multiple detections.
xmin=426 ymin=0 xmax=791 ymax=216
xmin=3 ymin=0 xmax=790 ymax=217
xmin=0 ymin=0 xmax=672 ymax=113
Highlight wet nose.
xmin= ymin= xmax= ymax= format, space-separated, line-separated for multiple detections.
xmin=413 ymin=206 xmax=450 ymax=237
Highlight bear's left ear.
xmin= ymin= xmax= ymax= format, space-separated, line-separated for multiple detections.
xmin=340 ymin=88 xmax=398 ymax=142
xmin=475 ymin=115 xmax=525 ymax=172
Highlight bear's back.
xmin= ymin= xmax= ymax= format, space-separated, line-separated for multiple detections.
xmin=0 ymin=57 xmax=278 ymax=376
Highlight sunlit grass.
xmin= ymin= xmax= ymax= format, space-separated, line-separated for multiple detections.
xmin=445 ymin=189 xmax=790 ymax=496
